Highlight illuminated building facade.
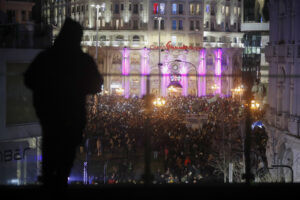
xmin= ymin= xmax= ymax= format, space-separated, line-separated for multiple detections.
xmin=41 ymin=0 xmax=244 ymax=97
xmin=264 ymin=0 xmax=300 ymax=182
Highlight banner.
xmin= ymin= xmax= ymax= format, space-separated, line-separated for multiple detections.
xmin=185 ymin=114 xmax=209 ymax=130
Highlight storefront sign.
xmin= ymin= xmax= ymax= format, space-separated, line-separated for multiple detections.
xmin=150 ymin=41 xmax=203 ymax=51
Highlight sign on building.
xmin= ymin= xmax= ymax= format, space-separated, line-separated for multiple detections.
xmin=0 ymin=137 xmax=42 ymax=185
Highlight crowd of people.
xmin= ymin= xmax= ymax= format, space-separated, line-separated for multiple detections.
xmin=77 ymin=94 xmax=267 ymax=184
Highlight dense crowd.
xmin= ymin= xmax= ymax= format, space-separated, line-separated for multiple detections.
xmin=79 ymin=94 xmax=267 ymax=184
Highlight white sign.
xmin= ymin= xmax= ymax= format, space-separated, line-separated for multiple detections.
xmin=185 ymin=114 xmax=209 ymax=130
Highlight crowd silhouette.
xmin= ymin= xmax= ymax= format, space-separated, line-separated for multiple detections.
xmin=83 ymin=95 xmax=268 ymax=184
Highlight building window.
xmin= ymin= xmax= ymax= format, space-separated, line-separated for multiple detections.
xmin=196 ymin=4 xmax=200 ymax=15
xmin=211 ymin=5 xmax=215 ymax=16
xmin=178 ymin=4 xmax=183 ymax=14
xmin=195 ymin=21 xmax=200 ymax=30
xmin=133 ymin=35 xmax=140 ymax=41
xmin=160 ymin=3 xmax=165 ymax=14
xmin=190 ymin=21 xmax=194 ymax=31
xmin=7 ymin=10 xmax=16 ymax=23
xmin=114 ymin=4 xmax=119 ymax=14
xmin=154 ymin=19 xmax=158 ymax=29
xmin=172 ymin=20 xmax=177 ymax=30
xmin=133 ymin=4 xmax=138 ymax=14
xmin=116 ymin=35 xmax=124 ymax=41
xmin=161 ymin=20 xmax=165 ymax=30
xmin=226 ymin=6 xmax=229 ymax=16
xmin=153 ymin=3 xmax=159 ymax=14
xmin=205 ymin=21 xmax=209 ymax=28
xmin=121 ymin=4 xmax=124 ymax=11
xmin=133 ymin=20 xmax=138 ymax=29
xmin=21 ymin=10 xmax=26 ymax=21
xmin=140 ymin=4 xmax=143 ymax=11
xmin=206 ymin=5 xmax=210 ymax=13
xmin=222 ymin=6 xmax=225 ymax=14
xmin=29 ymin=11 xmax=32 ymax=21
xmin=190 ymin=4 xmax=195 ymax=15
xmin=179 ymin=20 xmax=183 ymax=30
xmin=116 ymin=19 xmax=119 ymax=29
xmin=172 ymin=4 xmax=177 ymax=14
xmin=154 ymin=19 xmax=164 ymax=30
xmin=100 ymin=35 xmax=106 ymax=41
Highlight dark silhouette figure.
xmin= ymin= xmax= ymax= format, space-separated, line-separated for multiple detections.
xmin=24 ymin=18 xmax=103 ymax=192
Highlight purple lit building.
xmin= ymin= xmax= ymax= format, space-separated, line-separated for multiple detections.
xmin=41 ymin=0 xmax=244 ymax=98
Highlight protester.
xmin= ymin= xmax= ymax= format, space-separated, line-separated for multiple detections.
xmin=81 ymin=94 xmax=265 ymax=184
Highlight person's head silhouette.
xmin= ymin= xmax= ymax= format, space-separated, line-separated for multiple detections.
xmin=54 ymin=17 xmax=83 ymax=49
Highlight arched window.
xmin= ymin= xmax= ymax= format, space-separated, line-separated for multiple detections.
xmin=116 ymin=35 xmax=124 ymax=41
xmin=100 ymin=35 xmax=106 ymax=41
xmin=132 ymin=35 xmax=140 ymax=41
xmin=84 ymin=35 xmax=90 ymax=41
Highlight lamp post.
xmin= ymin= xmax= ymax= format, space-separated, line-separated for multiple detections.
xmin=231 ymin=85 xmax=244 ymax=102
xmin=91 ymin=4 xmax=104 ymax=61
xmin=154 ymin=16 xmax=163 ymax=96
xmin=243 ymin=99 xmax=260 ymax=184
xmin=174 ymin=59 xmax=198 ymax=97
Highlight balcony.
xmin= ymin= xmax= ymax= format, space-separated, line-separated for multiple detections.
xmin=241 ymin=22 xmax=269 ymax=32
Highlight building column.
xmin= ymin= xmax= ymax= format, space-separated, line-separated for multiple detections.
xmin=122 ymin=47 xmax=130 ymax=98
xmin=198 ymin=49 xmax=206 ymax=96
xmin=282 ymin=64 xmax=290 ymax=115
xmin=180 ymin=64 xmax=188 ymax=96
xmin=214 ymin=48 xmax=222 ymax=95
xmin=140 ymin=48 xmax=149 ymax=97
xmin=269 ymin=61 xmax=277 ymax=111
xmin=161 ymin=64 xmax=169 ymax=97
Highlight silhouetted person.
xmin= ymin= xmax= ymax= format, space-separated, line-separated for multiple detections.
xmin=24 ymin=18 xmax=103 ymax=192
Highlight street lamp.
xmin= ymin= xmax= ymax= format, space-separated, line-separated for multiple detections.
xmin=91 ymin=4 xmax=104 ymax=61
xmin=174 ymin=59 xmax=199 ymax=97
xmin=250 ymin=100 xmax=260 ymax=110
xmin=211 ymin=84 xmax=220 ymax=95
xmin=231 ymin=85 xmax=244 ymax=101
xmin=91 ymin=4 xmax=100 ymax=61
xmin=154 ymin=16 xmax=163 ymax=96
xmin=153 ymin=97 xmax=166 ymax=107
xmin=116 ymin=88 xmax=124 ymax=96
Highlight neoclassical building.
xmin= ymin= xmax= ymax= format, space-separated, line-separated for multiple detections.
xmin=265 ymin=0 xmax=300 ymax=182
xmin=41 ymin=0 xmax=244 ymax=97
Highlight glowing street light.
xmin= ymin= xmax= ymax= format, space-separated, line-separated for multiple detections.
xmin=211 ymin=84 xmax=220 ymax=95
xmin=168 ymin=86 xmax=177 ymax=93
xmin=153 ymin=97 xmax=166 ymax=107
xmin=250 ymin=100 xmax=260 ymax=110
xmin=116 ymin=88 xmax=124 ymax=95
xmin=231 ymin=85 xmax=244 ymax=101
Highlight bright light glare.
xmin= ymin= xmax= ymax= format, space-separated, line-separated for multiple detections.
xmin=153 ymin=97 xmax=166 ymax=107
